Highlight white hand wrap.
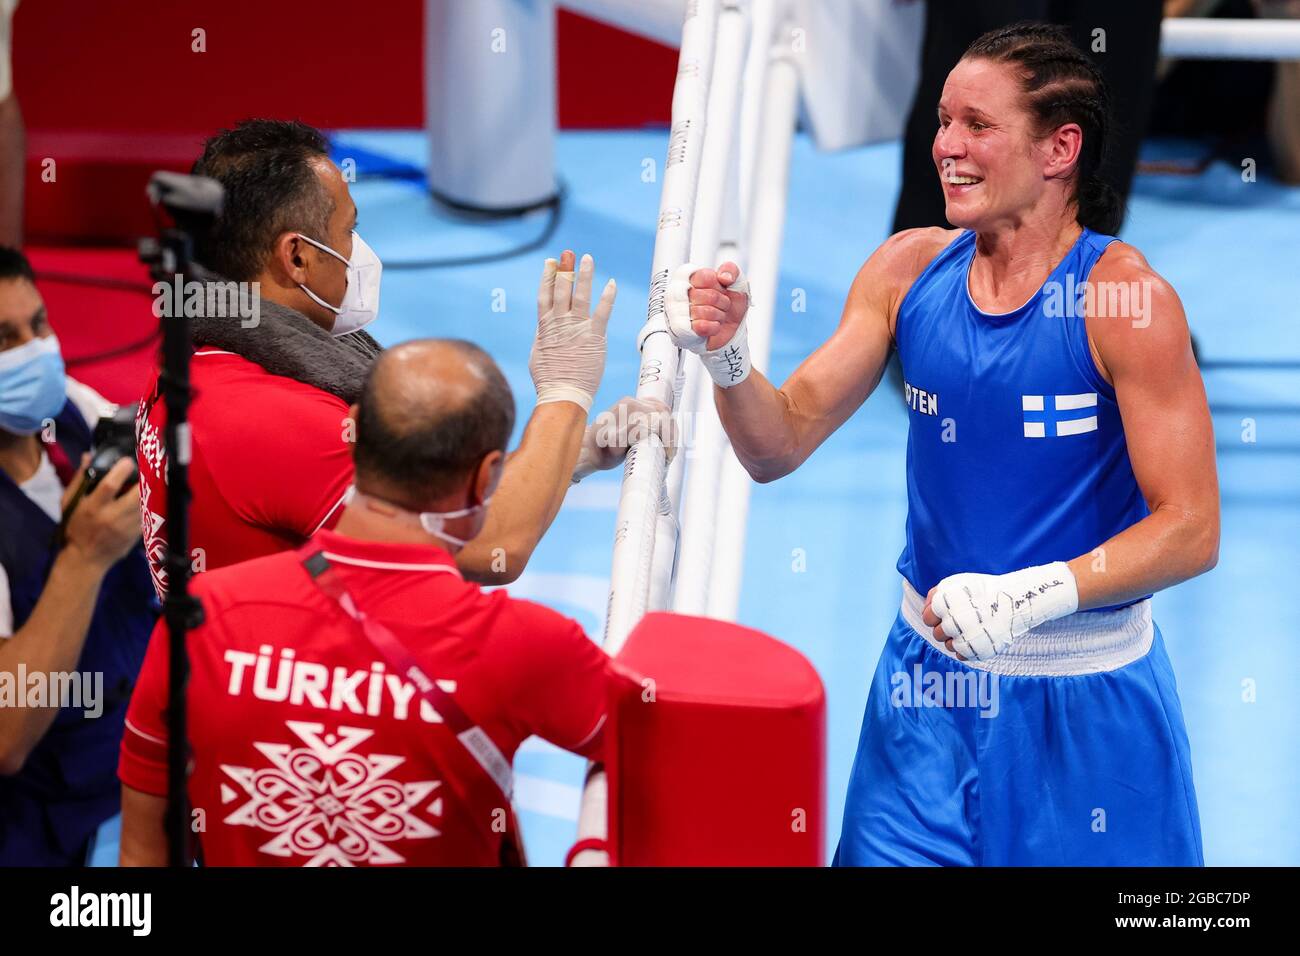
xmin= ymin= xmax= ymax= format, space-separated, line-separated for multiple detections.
xmin=664 ymin=261 xmax=753 ymax=389
xmin=930 ymin=562 xmax=1080 ymax=662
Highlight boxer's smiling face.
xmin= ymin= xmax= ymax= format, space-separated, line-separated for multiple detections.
xmin=933 ymin=57 xmax=1062 ymax=231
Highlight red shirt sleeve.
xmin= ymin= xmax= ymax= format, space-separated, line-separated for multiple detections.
xmin=200 ymin=382 xmax=353 ymax=538
xmin=118 ymin=616 xmax=172 ymax=796
xmin=498 ymin=601 xmax=610 ymax=760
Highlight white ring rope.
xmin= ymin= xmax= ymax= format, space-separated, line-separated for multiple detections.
xmin=570 ymin=0 xmax=724 ymax=867
xmin=1161 ymin=18 xmax=1300 ymax=61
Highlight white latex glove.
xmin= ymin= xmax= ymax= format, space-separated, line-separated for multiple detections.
xmin=924 ymin=562 xmax=1080 ymax=662
xmin=664 ymin=261 xmax=753 ymax=388
xmin=530 ymin=252 xmax=615 ymax=413
xmin=572 ymin=397 xmax=677 ymax=483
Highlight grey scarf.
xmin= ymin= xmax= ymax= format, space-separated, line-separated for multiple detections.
xmin=187 ymin=269 xmax=382 ymax=404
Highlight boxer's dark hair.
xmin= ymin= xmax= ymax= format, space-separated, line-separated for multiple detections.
xmin=0 ymin=246 xmax=35 ymax=283
xmin=963 ymin=22 xmax=1124 ymax=235
xmin=353 ymin=339 xmax=516 ymax=506
xmin=191 ymin=119 xmax=334 ymax=281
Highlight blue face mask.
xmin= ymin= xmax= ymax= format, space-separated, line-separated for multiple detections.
xmin=0 ymin=335 xmax=67 ymax=435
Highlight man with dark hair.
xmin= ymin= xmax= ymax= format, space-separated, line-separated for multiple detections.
xmin=119 ymin=340 xmax=609 ymax=867
xmin=191 ymin=120 xmax=339 ymax=285
xmin=136 ymin=118 xmax=665 ymax=596
xmin=0 ymin=245 xmax=156 ymax=865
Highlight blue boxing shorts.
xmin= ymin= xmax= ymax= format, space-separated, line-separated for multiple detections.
xmin=834 ymin=579 xmax=1203 ymax=866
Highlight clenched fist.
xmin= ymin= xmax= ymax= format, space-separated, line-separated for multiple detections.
xmin=664 ymin=260 xmax=754 ymax=388
xmin=671 ymin=261 xmax=750 ymax=351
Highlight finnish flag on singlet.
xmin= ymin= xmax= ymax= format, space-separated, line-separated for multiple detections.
xmin=1022 ymin=393 xmax=1098 ymax=438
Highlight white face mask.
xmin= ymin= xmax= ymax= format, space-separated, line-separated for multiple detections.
xmin=348 ymin=488 xmax=492 ymax=550
xmin=413 ymin=499 xmax=492 ymax=550
xmin=296 ymin=231 xmax=382 ymax=337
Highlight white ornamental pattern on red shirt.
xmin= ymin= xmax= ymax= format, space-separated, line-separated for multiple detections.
xmin=219 ymin=720 xmax=444 ymax=866
xmin=134 ymin=403 xmax=169 ymax=600
xmin=138 ymin=477 xmax=168 ymax=601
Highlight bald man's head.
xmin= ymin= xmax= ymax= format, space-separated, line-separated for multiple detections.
xmin=352 ymin=339 xmax=515 ymax=508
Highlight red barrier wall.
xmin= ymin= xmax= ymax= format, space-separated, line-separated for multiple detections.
xmin=11 ymin=2 xmax=675 ymax=242
xmin=11 ymin=2 xmax=673 ymax=131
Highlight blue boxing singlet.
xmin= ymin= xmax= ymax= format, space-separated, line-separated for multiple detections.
xmin=834 ymin=228 xmax=1202 ymax=868
xmin=894 ymin=227 xmax=1149 ymax=607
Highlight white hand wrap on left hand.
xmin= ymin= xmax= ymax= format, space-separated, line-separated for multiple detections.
xmin=664 ymin=262 xmax=754 ymax=388
xmin=930 ymin=562 xmax=1080 ymax=661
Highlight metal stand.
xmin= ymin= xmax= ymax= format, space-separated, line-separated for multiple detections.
xmin=138 ymin=171 xmax=224 ymax=867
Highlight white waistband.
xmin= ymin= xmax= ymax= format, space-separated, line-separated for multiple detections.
xmin=900 ymin=578 xmax=1154 ymax=677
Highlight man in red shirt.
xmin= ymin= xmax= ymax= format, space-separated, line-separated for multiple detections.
xmin=119 ymin=339 xmax=608 ymax=866
xmin=137 ymin=119 xmax=663 ymax=595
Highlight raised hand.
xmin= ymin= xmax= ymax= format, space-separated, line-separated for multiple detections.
xmin=685 ymin=261 xmax=750 ymax=351
xmin=665 ymin=260 xmax=750 ymax=354
xmin=530 ymin=250 xmax=617 ymax=413
xmin=664 ymin=259 xmax=755 ymax=389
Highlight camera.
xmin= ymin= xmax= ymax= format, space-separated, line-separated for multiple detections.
xmin=55 ymin=403 xmax=140 ymax=546
xmin=83 ymin=403 xmax=140 ymax=497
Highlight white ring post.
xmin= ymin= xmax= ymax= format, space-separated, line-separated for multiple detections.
xmin=571 ymin=0 xmax=723 ymax=867
xmin=607 ymin=0 xmax=720 ymax=644
xmin=425 ymin=0 xmax=558 ymax=210
xmin=670 ymin=1 xmax=751 ymax=617
xmin=708 ymin=27 xmax=800 ymax=622
xmin=738 ymin=0 xmax=778 ymax=227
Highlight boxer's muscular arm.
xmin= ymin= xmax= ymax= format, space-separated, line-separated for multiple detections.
xmin=714 ymin=228 xmax=952 ymax=482
xmin=1065 ymin=245 xmax=1220 ymax=610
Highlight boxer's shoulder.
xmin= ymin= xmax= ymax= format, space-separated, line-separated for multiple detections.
xmin=1091 ymin=239 xmax=1169 ymax=290
xmin=855 ymin=227 xmax=962 ymax=335
xmin=878 ymin=226 xmax=963 ymax=281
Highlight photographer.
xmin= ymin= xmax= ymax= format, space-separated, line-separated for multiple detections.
xmin=135 ymin=118 xmax=667 ymax=595
xmin=0 ymin=246 xmax=156 ymax=865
